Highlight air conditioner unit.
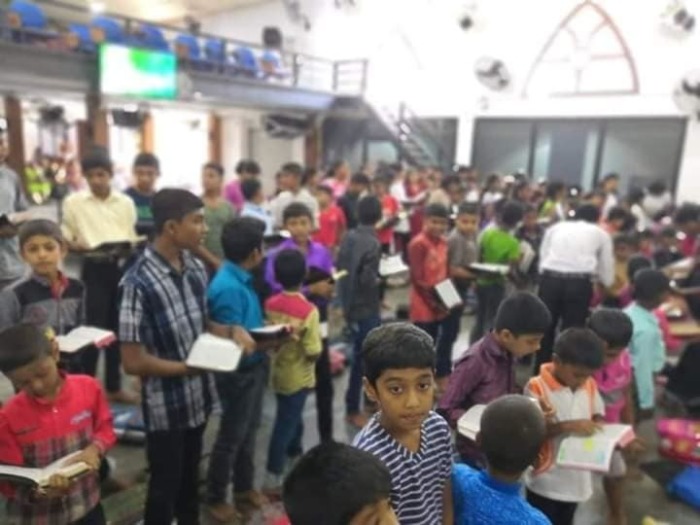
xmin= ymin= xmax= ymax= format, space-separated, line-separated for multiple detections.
xmin=263 ymin=114 xmax=311 ymax=139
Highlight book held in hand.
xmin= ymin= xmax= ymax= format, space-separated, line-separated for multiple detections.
xmin=305 ymin=267 xmax=348 ymax=285
xmin=556 ymin=424 xmax=636 ymax=473
xmin=249 ymin=325 xmax=293 ymax=342
xmin=468 ymin=263 xmax=510 ymax=276
xmin=0 ymin=451 xmax=90 ymax=488
xmin=186 ymin=333 xmax=243 ymax=373
xmin=379 ymin=255 xmax=409 ymax=277
xmin=434 ymin=279 xmax=463 ymax=310
xmin=457 ymin=405 xmax=487 ymax=441
xmin=55 ymin=327 xmax=116 ymax=354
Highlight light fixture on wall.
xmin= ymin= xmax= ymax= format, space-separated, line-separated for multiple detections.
xmin=90 ymin=1 xmax=106 ymax=14
xmin=661 ymin=1 xmax=695 ymax=34
xmin=458 ymin=2 xmax=478 ymax=32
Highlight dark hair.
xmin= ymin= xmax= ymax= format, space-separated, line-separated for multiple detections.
xmin=457 ymin=202 xmax=479 ymax=217
xmin=545 ymin=181 xmax=565 ymax=199
xmin=152 ymin=188 xmax=204 ymax=234
xmin=303 ymin=167 xmax=318 ymax=185
xmin=362 ymin=323 xmax=435 ymax=385
xmin=627 ymin=254 xmax=653 ymax=282
xmin=674 ymin=203 xmax=700 ymax=225
xmin=456 ymin=165 xmax=474 ymax=174
xmin=494 ymin=292 xmax=551 ymax=336
xmin=441 ymin=174 xmax=461 ymax=191
xmin=0 ymin=324 xmax=52 ymax=374
xmin=627 ymin=187 xmax=645 ymax=206
xmin=373 ymin=171 xmax=394 ymax=188
xmin=281 ymin=162 xmax=304 ymax=177
xmin=639 ymin=228 xmax=654 ymax=240
xmin=18 ymin=219 xmax=64 ymax=248
xmin=316 ymin=184 xmax=334 ymax=197
xmin=575 ymin=204 xmax=601 ymax=223
xmin=613 ymin=233 xmax=635 ymax=249
xmin=283 ymin=442 xmax=392 ymax=525
xmin=424 ymin=203 xmax=450 ymax=220
xmin=81 ymin=150 xmax=113 ymax=175
xmin=553 ymin=328 xmax=604 ymax=369
xmin=607 ymin=206 xmax=628 ymax=223
xmin=660 ymin=226 xmax=678 ymax=239
xmin=283 ymin=202 xmax=314 ymax=224
xmin=357 ymin=195 xmax=382 ymax=226
xmin=327 ymin=160 xmax=346 ymax=178
xmin=133 ymin=152 xmax=160 ymax=171
xmin=241 ymin=178 xmax=262 ymax=201
xmin=235 ymin=159 xmax=261 ymax=176
xmin=588 ymin=309 xmax=633 ymax=350
xmin=499 ymin=200 xmax=524 ymax=228
xmin=603 ymin=172 xmax=620 ymax=183
xmin=274 ymin=249 xmax=307 ymax=290
xmin=633 ymin=268 xmax=670 ymax=303
xmin=221 ymin=217 xmax=265 ymax=264
xmin=350 ymin=173 xmax=371 ymax=187
xmin=480 ymin=395 xmax=547 ymax=475
xmin=648 ymin=181 xmax=667 ymax=196
xmin=204 ymin=162 xmax=224 ymax=178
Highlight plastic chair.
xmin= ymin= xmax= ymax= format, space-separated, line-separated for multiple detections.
xmin=204 ymin=38 xmax=226 ymax=62
xmin=91 ymin=15 xmax=125 ymax=44
xmin=137 ymin=23 xmax=169 ymax=51
xmin=174 ymin=33 xmax=200 ymax=60
xmin=66 ymin=23 xmax=96 ymax=53
xmin=233 ymin=46 xmax=259 ymax=77
xmin=7 ymin=1 xmax=58 ymax=43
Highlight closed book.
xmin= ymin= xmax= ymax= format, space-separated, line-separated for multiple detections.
xmin=433 ymin=279 xmax=463 ymax=310
xmin=379 ymin=255 xmax=409 ymax=277
xmin=305 ymin=266 xmax=348 ymax=285
xmin=186 ymin=333 xmax=242 ymax=373
xmin=56 ymin=326 xmax=116 ymax=354
xmin=249 ymin=324 xmax=292 ymax=342
xmin=468 ymin=263 xmax=510 ymax=276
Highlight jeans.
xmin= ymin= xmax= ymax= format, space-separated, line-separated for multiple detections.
xmin=345 ymin=314 xmax=382 ymax=414
xmin=470 ymin=283 xmax=505 ymax=343
xmin=526 ymin=490 xmax=578 ymax=525
xmin=436 ymin=307 xmax=462 ymax=378
xmin=144 ymin=425 xmax=205 ymax=525
xmin=266 ymin=389 xmax=310 ymax=475
xmin=73 ymin=504 xmax=106 ymax=525
xmin=414 ymin=319 xmax=452 ymax=378
xmin=315 ymin=339 xmax=334 ymax=442
xmin=207 ymin=360 xmax=268 ymax=503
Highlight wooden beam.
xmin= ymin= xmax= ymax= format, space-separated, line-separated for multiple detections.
xmin=208 ymin=113 xmax=222 ymax=164
xmin=3 ymin=96 xmax=27 ymax=192
xmin=141 ymin=112 xmax=154 ymax=153
xmin=85 ymin=93 xmax=109 ymax=151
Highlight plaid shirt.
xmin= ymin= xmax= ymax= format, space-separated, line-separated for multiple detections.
xmin=118 ymin=246 xmax=217 ymax=432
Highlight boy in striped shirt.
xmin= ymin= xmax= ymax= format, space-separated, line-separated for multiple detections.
xmin=354 ymin=323 xmax=454 ymax=525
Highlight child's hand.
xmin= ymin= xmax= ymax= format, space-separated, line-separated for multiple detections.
xmin=66 ymin=444 xmax=102 ymax=471
xmin=309 ymin=280 xmax=334 ymax=299
xmin=567 ymin=420 xmax=602 ymax=436
xmin=232 ymin=326 xmax=257 ymax=355
xmin=37 ymin=474 xmax=72 ymax=499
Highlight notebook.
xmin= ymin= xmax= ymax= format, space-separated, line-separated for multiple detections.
xmin=469 ymin=263 xmax=510 ymax=276
xmin=379 ymin=255 xmax=409 ymax=277
xmin=249 ymin=325 xmax=292 ymax=342
xmin=55 ymin=327 xmax=116 ymax=354
xmin=186 ymin=333 xmax=243 ymax=372
xmin=0 ymin=451 xmax=90 ymax=488
xmin=434 ymin=279 xmax=463 ymax=310
xmin=556 ymin=424 xmax=636 ymax=473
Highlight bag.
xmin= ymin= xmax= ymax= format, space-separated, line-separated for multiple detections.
xmin=667 ymin=466 xmax=700 ymax=510
xmin=657 ymin=418 xmax=700 ymax=465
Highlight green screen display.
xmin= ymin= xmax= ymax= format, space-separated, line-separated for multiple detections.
xmin=99 ymin=44 xmax=177 ymax=100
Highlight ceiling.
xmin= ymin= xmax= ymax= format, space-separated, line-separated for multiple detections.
xmin=85 ymin=0 xmax=271 ymax=22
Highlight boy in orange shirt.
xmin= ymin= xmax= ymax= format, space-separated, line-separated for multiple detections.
xmin=313 ymin=185 xmax=346 ymax=252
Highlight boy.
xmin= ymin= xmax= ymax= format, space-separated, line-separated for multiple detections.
xmin=264 ymin=249 xmax=322 ymax=491
xmin=124 ymin=153 xmax=160 ymax=238
xmin=338 ymin=173 xmax=371 ymax=230
xmin=516 ymin=205 xmax=545 ymax=284
xmin=439 ymin=292 xmax=551 ymax=467
xmin=241 ymin=177 xmax=274 ymax=235
xmin=603 ymin=206 xmax=629 ymax=235
xmin=266 ymin=203 xmax=335 ymax=443
xmin=624 ymin=269 xmax=671 ymax=418
xmin=525 ymin=328 xmax=606 ymax=525
xmin=206 ymin=216 xmax=270 ymax=520
xmin=408 ymin=203 xmax=451 ymax=383
xmin=0 ymin=324 xmax=116 ymax=524
xmin=62 ymin=150 xmax=138 ymax=404
xmin=471 ymin=200 xmax=524 ymax=343
xmin=314 ymin=184 xmax=347 ymax=251
xmin=354 ymin=323 xmax=454 ymax=525
xmin=270 ymin=163 xmax=319 ymax=229
xmin=602 ymin=234 xmax=636 ymax=307
xmin=198 ymin=162 xmax=236 ymax=272
xmin=673 ymin=203 xmax=700 ymax=257
xmin=225 ymin=159 xmax=261 ymax=213
xmin=283 ymin=442 xmax=398 ymax=525
xmin=452 ymin=395 xmax=550 ymax=525
xmin=653 ymin=227 xmax=682 ymax=268
xmin=373 ymin=173 xmax=400 ymax=253
xmin=0 ymin=219 xmax=86 ymax=371
xmin=338 ymin=196 xmax=383 ymax=428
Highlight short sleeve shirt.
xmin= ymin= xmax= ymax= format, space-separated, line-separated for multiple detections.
xmin=478 ymin=228 xmax=520 ymax=285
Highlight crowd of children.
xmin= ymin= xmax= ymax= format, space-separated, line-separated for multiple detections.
xmin=0 ymin=144 xmax=697 ymax=525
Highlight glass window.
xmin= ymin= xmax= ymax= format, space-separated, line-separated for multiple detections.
xmin=472 ymin=120 xmax=532 ymax=175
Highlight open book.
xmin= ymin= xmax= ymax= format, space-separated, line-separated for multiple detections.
xmin=186 ymin=333 xmax=243 ymax=373
xmin=250 ymin=325 xmax=292 ymax=342
xmin=469 ymin=263 xmax=510 ymax=276
xmin=456 ymin=405 xmax=487 ymax=441
xmin=379 ymin=255 xmax=409 ymax=277
xmin=0 ymin=451 xmax=90 ymax=488
xmin=556 ymin=424 xmax=636 ymax=472
xmin=55 ymin=327 xmax=116 ymax=354
xmin=305 ymin=267 xmax=348 ymax=285
xmin=434 ymin=279 xmax=463 ymax=310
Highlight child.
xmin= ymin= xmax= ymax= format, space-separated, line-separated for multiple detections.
xmin=198 ymin=162 xmax=236 ymax=271
xmin=589 ymin=309 xmax=638 ymax=525
xmin=124 ymin=153 xmax=160 ymax=238
xmin=525 ymin=328 xmax=606 ymax=525
xmin=354 ymin=322 xmax=454 ymax=525
xmin=673 ymin=203 xmax=700 ymax=257
xmin=624 ymin=269 xmax=671 ymax=419
xmin=0 ymin=324 xmax=116 ymax=524
xmin=338 ymin=196 xmax=383 ymax=428
xmin=283 ymin=442 xmax=398 ymax=525
xmin=338 ymin=173 xmax=371 ymax=230
xmin=653 ymin=227 xmax=683 ymax=268
xmin=264 ymin=249 xmax=322 ymax=491
xmin=240 ymin=177 xmax=274 ymax=235
xmin=539 ymin=181 xmax=566 ymax=222
xmin=439 ymin=292 xmax=551 ymax=467
xmin=603 ymin=207 xmax=629 ymax=235
xmin=373 ymin=173 xmax=400 ymax=254
xmin=270 ymin=163 xmax=319 ymax=229
xmin=452 ymin=395 xmax=550 ymax=525
xmin=0 ymin=219 xmax=86 ymax=372
xmin=601 ymin=234 xmax=636 ymax=308
xmin=516 ymin=205 xmax=545 ymax=285
xmin=313 ymin=184 xmax=346 ymax=252
xmin=225 ymin=159 xmax=261 ymax=213
xmin=471 ymin=200 xmax=524 ymax=343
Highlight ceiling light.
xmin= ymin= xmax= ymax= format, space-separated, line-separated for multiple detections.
xmin=90 ymin=2 xmax=106 ymax=14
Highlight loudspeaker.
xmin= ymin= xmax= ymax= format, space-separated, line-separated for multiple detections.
xmin=111 ymin=109 xmax=144 ymax=128
xmin=263 ymin=26 xmax=283 ymax=48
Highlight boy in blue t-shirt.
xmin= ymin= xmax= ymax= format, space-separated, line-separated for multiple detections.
xmin=124 ymin=153 xmax=160 ymax=238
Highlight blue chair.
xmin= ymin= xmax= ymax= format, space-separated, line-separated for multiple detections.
xmin=67 ymin=23 xmax=96 ymax=53
xmin=7 ymin=1 xmax=58 ymax=42
xmin=137 ymin=24 xmax=169 ymax=51
xmin=204 ymin=38 xmax=226 ymax=62
xmin=174 ymin=34 xmax=200 ymax=60
xmin=91 ymin=15 xmax=125 ymax=44
xmin=233 ymin=46 xmax=260 ymax=77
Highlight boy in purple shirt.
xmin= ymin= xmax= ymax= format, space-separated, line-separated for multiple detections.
xmin=438 ymin=292 xmax=551 ymax=467
xmin=265 ymin=202 xmax=335 ymax=443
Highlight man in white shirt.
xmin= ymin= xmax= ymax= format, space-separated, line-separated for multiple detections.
xmin=536 ymin=204 xmax=614 ymax=369
xmin=269 ymin=162 xmax=319 ymax=229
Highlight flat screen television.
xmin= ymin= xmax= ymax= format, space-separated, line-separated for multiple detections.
xmin=99 ymin=44 xmax=177 ymax=100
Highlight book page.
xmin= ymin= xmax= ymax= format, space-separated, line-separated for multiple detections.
xmin=469 ymin=263 xmax=510 ymax=275
xmin=56 ymin=327 xmax=116 ymax=353
xmin=186 ymin=333 xmax=242 ymax=372
xmin=0 ymin=464 xmax=44 ymax=485
xmin=556 ymin=435 xmax=616 ymax=472
xmin=380 ymin=255 xmax=409 ymax=277
xmin=0 ymin=451 xmax=88 ymax=486
xmin=434 ymin=279 xmax=463 ymax=309
xmin=456 ymin=405 xmax=486 ymax=441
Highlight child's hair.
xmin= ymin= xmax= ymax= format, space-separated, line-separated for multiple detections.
xmin=283 ymin=442 xmax=392 ymax=525
xmin=350 ymin=172 xmax=371 ymax=187
xmin=152 ymin=188 xmax=204 ymax=234
xmin=494 ymin=292 xmax=551 ymax=336
xmin=424 ymin=202 xmax=450 ymax=220
xmin=545 ymin=181 xmax=565 ymax=199
xmin=281 ymin=162 xmax=304 ymax=177
xmin=221 ymin=217 xmax=266 ymax=264
xmin=357 ymin=195 xmax=382 ymax=226
xmin=457 ymin=202 xmax=479 ymax=217
xmin=235 ymin=159 xmax=261 ymax=176
xmin=553 ymin=328 xmax=604 ymax=369
xmin=274 ymin=249 xmax=307 ymax=290
xmin=373 ymin=171 xmax=394 ymax=188
xmin=283 ymin=202 xmax=314 ymax=224
xmin=607 ymin=206 xmax=629 ymax=223
xmin=0 ymin=324 xmax=52 ymax=375
xmin=362 ymin=322 xmax=435 ymax=385
xmin=241 ymin=178 xmax=262 ymax=201
xmin=81 ymin=149 xmax=113 ymax=174
xmin=498 ymin=200 xmax=524 ymax=229
xmin=674 ymin=203 xmax=700 ymax=226
xmin=588 ymin=308 xmax=633 ymax=350
xmin=639 ymin=228 xmax=654 ymax=241
xmin=613 ymin=233 xmax=635 ymax=249
xmin=133 ymin=152 xmax=160 ymax=171
xmin=441 ymin=174 xmax=461 ymax=191
xmin=660 ymin=226 xmax=678 ymax=240
xmin=204 ymin=162 xmax=224 ymax=177
xmin=303 ymin=167 xmax=318 ymax=186
xmin=316 ymin=184 xmax=333 ymax=197
xmin=480 ymin=395 xmax=547 ymax=475
xmin=632 ymin=268 xmax=670 ymax=303
xmin=627 ymin=254 xmax=652 ymax=282
xmin=18 ymin=219 xmax=64 ymax=249
xmin=575 ymin=203 xmax=601 ymax=223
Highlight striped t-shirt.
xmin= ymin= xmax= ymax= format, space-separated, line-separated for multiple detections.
xmin=353 ymin=411 xmax=453 ymax=524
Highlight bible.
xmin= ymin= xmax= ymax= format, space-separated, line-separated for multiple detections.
xmin=0 ymin=452 xmax=90 ymax=488
xmin=186 ymin=333 xmax=243 ymax=373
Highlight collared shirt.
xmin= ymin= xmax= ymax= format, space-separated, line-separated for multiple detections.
xmin=269 ymin=188 xmax=319 ymax=229
xmin=624 ymin=302 xmax=666 ymax=410
xmin=438 ymin=333 xmax=516 ymax=464
xmin=240 ymin=201 xmax=274 ymax=235
xmin=0 ymin=374 xmax=116 ymax=525
xmin=61 ymin=190 xmax=138 ymax=248
xmin=337 ymin=225 xmax=381 ymax=322
xmin=452 ymin=465 xmax=550 ymax=525
xmin=448 ymin=229 xmax=477 ymax=292
xmin=0 ymin=164 xmax=29 ymax=281
xmin=353 ymin=412 xmax=453 ymax=525
xmin=539 ymin=220 xmax=615 ymax=287
xmin=408 ymin=232 xmax=448 ymax=323
xmin=224 ymin=179 xmax=245 ymax=212
xmin=203 ymin=201 xmax=236 ymax=260
xmin=118 ymin=247 xmax=216 ymax=432
xmin=477 ymin=227 xmax=520 ymax=285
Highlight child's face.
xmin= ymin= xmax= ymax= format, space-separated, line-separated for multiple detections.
xmin=661 ymin=234 xmax=679 ymax=250
xmin=639 ymin=237 xmax=653 ymax=253
xmin=286 ymin=215 xmax=313 ymax=243
xmin=134 ymin=165 xmax=159 ymax=193
xmin=202 ymin=168 xmax=223 ymax=193
xmin=424 ymin=216 xmax=448 ymax=238
xmin=498 ymin=331 xmax=544 ymax=358
xmin=21 ymin=235 xmax=65 ymax=277
xmin=447 ymin=183 xmax=464 ymax=204
xmin=455 ymin=213 xmax=478 ymax=236
xmin=168 ymin=209 xmax=207 ymax=251
xmin=85 ymin=168 xmax=112 ymax=198
xmin=523 ymin=211 xmax=538 ymax=229
xmin=316 ymin=190 xmax=332 ymax=208
xmin=373 ymin=181 xmax=387 ymax=197
xmin=552 ymin=357 xmax=596 ymax=391
xmin=603 ymin=345 xmax=625 ymax=366
xmin=614 ymin=243 xmax=633 ymax=262
xmin=349 ymin=498 xmax=399 ymax=525
xmin=279 ymin=172 xmax=300 ymax=192
xmin=8 ymin=349 xmax=61 ymax=401
xmin=364 ymin=368 xmax=435 ymax=433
